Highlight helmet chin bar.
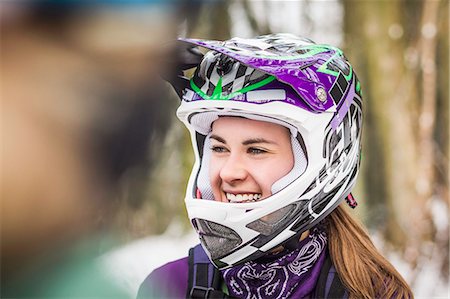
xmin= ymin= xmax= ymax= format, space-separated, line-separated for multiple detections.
xmin=194 ymin=168 xmax=357 ymax=270
xmin=192 ymin=202 xmax=305 ymax=269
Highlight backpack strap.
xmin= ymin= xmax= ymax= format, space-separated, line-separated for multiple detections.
xmin=187 ymin=244 xmax=236 ymax=299
xmin=314 ymin=252 xmax=349 ymax=299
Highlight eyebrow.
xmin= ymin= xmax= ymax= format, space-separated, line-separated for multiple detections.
xmin=210 ymin=134 xmax=277 ymax=145
xmin=210 ymin=134 xmax=226 ymax=144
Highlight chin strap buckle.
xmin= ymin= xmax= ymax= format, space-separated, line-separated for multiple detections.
xmin=190 ymin=286 xmax=232 ymax=299
xmin=345 ymin=193 xmax=358 ymax=209
xmin=190 ymin=286 xmax=213 ymax=298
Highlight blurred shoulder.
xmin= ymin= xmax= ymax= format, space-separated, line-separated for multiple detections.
xmin=137 ymin=256 xmax=189 ymax=299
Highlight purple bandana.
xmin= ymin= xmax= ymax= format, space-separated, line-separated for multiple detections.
xmin=221 ymin=228 xmax=327 ymax=299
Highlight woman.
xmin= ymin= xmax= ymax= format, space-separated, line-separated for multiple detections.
xmin=138 ymin=33 xmax=413 ymax=299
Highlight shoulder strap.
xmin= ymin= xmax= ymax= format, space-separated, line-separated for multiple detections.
xmin=187 ymin=244 xmax=235 ymax=299
xmin=314 ymin=252 xmax=348 ymax=299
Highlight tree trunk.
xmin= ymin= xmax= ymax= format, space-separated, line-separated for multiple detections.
xmin=343 ymin=0 xmax=449 ymax=285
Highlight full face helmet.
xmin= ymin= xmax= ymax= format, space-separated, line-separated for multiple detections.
xmin=173 ymin=33 xmax=363 ymax=269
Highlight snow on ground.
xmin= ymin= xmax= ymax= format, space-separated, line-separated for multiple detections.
xmin=387 ymin=248 xmax=449 ymax=298
xmin=98 ymin=222 xmax=198 ymax=298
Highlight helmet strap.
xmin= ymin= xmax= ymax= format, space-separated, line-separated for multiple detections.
xmin=345 ymin=193 xmax=358 ymax=208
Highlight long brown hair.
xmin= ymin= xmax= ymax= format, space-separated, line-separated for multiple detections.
xmin=326 ymin=205 xmax=413 ymax=298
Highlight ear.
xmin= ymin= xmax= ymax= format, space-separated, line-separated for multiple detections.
xmin=161 ymin=40 xmax=204 ymax=98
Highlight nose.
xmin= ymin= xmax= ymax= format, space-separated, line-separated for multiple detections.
xmin=219 ymin=153 xmax=248 ymax=184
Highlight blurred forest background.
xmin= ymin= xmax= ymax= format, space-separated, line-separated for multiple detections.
xmin=106 ymin=0 xmax=449 ymax=295
xmin=5 ymin=1 xmax=446 ymax=297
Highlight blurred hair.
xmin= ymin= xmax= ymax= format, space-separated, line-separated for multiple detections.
xmin=2 ymin=3 xmax=177 ymax=206
xmin=327 ymin=206 xmax=413 ymax=298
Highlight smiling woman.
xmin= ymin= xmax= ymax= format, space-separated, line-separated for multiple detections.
xmin=137 ymin=33 xmax=413 ymax=299
xmin=209 ymin=117 xmax=294 ymax=204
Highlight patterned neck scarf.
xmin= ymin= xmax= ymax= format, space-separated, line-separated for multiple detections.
xmin=221 ymin=228 xmax=327 ymax=299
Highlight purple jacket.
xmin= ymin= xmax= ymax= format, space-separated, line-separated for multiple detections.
xmin=138 ymin=257 xmax=189 ymax=298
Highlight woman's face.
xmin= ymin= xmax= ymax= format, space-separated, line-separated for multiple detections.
xmin=209 ymin=117 xmax=294 ymax=203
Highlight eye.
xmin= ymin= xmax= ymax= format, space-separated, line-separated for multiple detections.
xmin=247 ymin=147 xmax=267 ymax=155
xmin=211 ymin=145 xmax=228 ymax=153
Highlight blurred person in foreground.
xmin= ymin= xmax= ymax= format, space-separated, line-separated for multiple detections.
xmin=1 ymin=2 xmax=185 ymax=297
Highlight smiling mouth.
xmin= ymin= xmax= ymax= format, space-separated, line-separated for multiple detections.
xmin=226 ymin=192 xmax=262 ymax=203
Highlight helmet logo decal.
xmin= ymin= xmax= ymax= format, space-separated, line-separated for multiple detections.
xmin=316 ymin=51 xmax=352 ymax=80
xmin=246 ymin=89 xmax=286 ymax=103
xmin=211 ymin=77 xmax=224 ymax=100
xmin=189 ymin=75 xmax=276 ymax=101
xmin=330 ymin=77 xmax=362 ymax=131
xmin=330 ymin=72 xmax=350 ymax=105
xmin=316 ymin=87 xmax=327 ymax=102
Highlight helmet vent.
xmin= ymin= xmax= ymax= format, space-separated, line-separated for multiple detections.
xmin=216 ymin=54 xmax=234 ymax=76
xmin=192 ymin=218 xmax=242 ymax=260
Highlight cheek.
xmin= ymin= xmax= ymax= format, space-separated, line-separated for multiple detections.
xmin=208 ymin=157 xmax=221 ymax=186
xmin=256 ymin=158 xmax=294 ymax=192
xmin=208 ymin=158 xmax=226 ymax=202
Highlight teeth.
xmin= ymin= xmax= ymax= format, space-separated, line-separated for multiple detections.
xmin=226 ymin=193 xmax=262 ymax=203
